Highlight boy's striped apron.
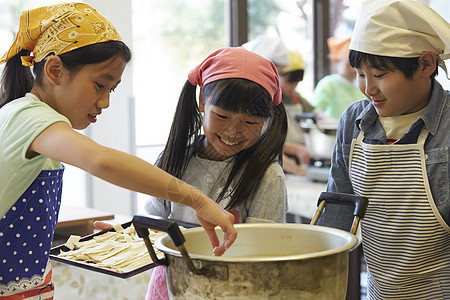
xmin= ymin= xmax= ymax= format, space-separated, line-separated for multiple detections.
xmin=349 ymin=129 xmax=450 ymax=299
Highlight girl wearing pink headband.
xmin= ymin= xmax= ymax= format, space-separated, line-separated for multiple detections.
xmin=145 ymin=47 xmax=288 ymax=300
xmin=188 ymin=47 xmax=282 ymax=106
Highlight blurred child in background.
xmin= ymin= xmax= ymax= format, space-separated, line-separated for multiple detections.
xmin=313 ymin=36 xmax=364 ymax=121
xmin=243 ymin=31 xmax=313 ymax=175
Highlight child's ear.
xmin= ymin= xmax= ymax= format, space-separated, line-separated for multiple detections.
xmin=419 ymin=51 xmax=437 ymax=78
xmin=44 ymin=56 xmax=64 ymax=85
xmin=198 ymin=87 xmax=205 ymax=112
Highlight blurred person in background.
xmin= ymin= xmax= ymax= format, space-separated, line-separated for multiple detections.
xmin=312 ymin=36 xmax=364 ymax=122
xmin=243 ymin=31 xmax=313 ymax=176
xmin=278 ymin=51 xmax=314 ymax=175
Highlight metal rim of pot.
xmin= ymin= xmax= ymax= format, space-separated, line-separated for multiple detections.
xmin=132 ymin=215 xmax=358 ymax=276
xmin=157 ymin=223 xmax=357 ymax=262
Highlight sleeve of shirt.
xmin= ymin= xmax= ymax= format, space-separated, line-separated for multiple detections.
xmin=327 ymin=106 xmax=356 ymax=194
xmin=245 ymin=163 xmax=287 ymax=223
xmin=145 ymin=196 xmax=170 ymax=218
xmin=312 ymin=76 xmax=332 ymax=113
xmin=0 ymin=98 xmax=71 ymax=217
xmin=1 ymin=99 xmax=70 ymax=170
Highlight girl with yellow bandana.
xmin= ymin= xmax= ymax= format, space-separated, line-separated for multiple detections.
xmin=0 ymin=3 xmax=236 ymax=299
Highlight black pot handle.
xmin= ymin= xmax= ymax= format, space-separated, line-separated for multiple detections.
xmin=311 ymin=192 xmax=369 ymax=235
xmin=317 ymin=192 xmax=368 ymax=219
xmin=132 ymin=215 xmax=203 ymax=275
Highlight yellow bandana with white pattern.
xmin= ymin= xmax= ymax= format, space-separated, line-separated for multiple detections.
xmin=0 ymin=2 xmax=123 ymax=66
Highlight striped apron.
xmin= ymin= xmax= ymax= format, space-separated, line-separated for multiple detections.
xmin=349 ymin=129 xmax=450 ymax=299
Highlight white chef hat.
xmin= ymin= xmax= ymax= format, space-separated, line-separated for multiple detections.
xmin=350 ymin=0 xmax=450 ymax=75
xmin=242 ymin=27 xmax=290 ymax=67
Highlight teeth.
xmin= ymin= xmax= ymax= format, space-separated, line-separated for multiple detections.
xmin=221 ymin=138 xmax=239 ymax=146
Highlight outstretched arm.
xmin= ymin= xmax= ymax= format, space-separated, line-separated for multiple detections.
xmin=30 ymin=122 xmax=236 ymax=255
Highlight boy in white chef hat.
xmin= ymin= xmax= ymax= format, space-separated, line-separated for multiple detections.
xmin=327 ymin=0 xmax=450 ymax=299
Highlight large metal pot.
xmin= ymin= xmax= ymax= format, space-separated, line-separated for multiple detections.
xmin=133 ymin=216 xmax=358 ymax=300
xmin=295 ymin=113 xmax=338 ymax=160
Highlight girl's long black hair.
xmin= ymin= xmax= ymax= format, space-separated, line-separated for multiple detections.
xmin=157 ymin=78 xmax=287 ymax=211
xmin=0 ymin=41 xmax=131 ymax=108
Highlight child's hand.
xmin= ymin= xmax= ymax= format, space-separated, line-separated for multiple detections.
xmin=193 ymin=199 xmax=237 ymax=256
xmin=283 ymin=142 xmax=313 ymax=165
xmin=93 ymin=220 xmax=114 ymax=231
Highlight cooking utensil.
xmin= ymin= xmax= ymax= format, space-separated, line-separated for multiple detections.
xmin=295 ymin=113 xmax=338 ymax=160
xmin=311 ymin=192 xmax=369 ymax=235
xmin=133 ymin=215 xmax=358 ymax=299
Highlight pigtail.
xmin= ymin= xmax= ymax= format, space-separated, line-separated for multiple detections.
xmin=156 ymin=80 xmax=202 ymax=177
xmin=156 ymin=80 xmax=203 ymax=213
xmin=0 ymin=50 xmax=35 ymax=108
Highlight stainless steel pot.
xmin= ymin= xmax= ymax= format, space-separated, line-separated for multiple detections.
xmin=296 ymin=113 xmax=338 ymax=160
xmin=133 ymin=216 xmax=358 ymax=300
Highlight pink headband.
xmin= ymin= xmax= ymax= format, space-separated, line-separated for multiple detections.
xmin=188 ymin=47 xmax=282 ymax=106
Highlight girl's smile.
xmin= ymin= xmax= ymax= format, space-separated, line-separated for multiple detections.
xmin=219 ymin=135 xmax=240 ymax=146
xmin=370 ymin=98 xmax=386 ymax=108
xmin=88 ymin=112 xmax=101 ymax=123
xmin=199 ymin=101 xmax=268 ymax=161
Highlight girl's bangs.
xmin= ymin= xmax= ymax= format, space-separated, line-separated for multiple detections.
xmin=205 ymin=79 xmax=273 ymax=118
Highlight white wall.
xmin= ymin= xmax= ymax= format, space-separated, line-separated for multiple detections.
xmin=83 ymin=0 xmax=136 ymax=216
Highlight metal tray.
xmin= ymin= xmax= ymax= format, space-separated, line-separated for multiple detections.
xmin=50 ymin=219 xmax=199 ymax=279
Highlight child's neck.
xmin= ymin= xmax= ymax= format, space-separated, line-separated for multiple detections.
xmin=197 ymin=137 xmax=231 ymax=161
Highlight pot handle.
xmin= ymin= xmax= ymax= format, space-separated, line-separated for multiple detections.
xmin=317 ymin=192 xmax=368 ymax=219
xmin=311 ymin=192 xmax=369 ymax=235
xmin=132 ymin=215 xmax=203 ymax=275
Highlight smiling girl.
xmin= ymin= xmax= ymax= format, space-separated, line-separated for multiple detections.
xmin=145 ymin=47 xmax=288 ymax=299
xmin=0 ymin=3 xmax=236 ymax=299
xmin=146 ymin=47 xmax=288 ymax=225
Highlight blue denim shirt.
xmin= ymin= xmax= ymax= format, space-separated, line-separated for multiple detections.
xmin=327 ymin=80 xmax=449 ymax=225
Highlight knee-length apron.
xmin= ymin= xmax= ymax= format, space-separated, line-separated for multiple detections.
xmin=0 ymin=167 xmax=64 ymax=299
xmin=349 ymin=129 xmax=450 ymax=299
